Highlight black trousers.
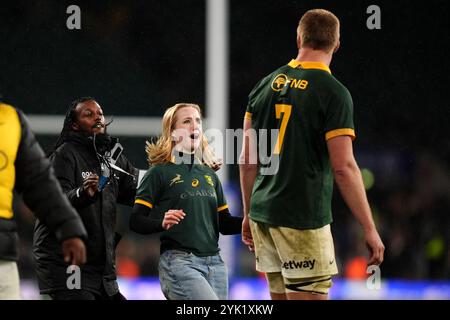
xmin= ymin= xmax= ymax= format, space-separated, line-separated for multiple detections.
xmin=50 ymin=288 xmax=126 ymax=300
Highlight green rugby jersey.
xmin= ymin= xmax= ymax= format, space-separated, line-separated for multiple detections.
xmin=135 ymin=156 xmax=228 ymax=256
xmin=246 ymin=60 xmax=355 ymax=230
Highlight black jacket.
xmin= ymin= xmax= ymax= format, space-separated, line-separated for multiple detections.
xmin=33 ymin=131 xmax=137 ymax=296
xmin=0 ymin=105 xmax=87 ymax=261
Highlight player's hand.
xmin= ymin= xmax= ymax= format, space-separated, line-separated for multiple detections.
xmin=162 ymin=209 xmax=186 ymax=230
xmin=365 ymin=229 xmax=385 ymax=266
xmin=242 ymin=216 xmax=254 ymax=252
xmin=62 ymin=237 xmax=86 ymax=265
xmin=82 ymin=173 xmax=99 ymax=197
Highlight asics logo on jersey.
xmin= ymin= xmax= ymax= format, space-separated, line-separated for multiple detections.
xmin=169 ymin=174 xmax=184 ymax=186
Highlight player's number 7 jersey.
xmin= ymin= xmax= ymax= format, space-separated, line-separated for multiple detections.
xmin=246 ymin=60 xmax=355 ymax=230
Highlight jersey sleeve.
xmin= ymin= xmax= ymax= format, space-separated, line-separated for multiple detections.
xmin=134 ymin=166 xmax=162 ymax=209
xmin=245 ymin=76 xmax=269 ymax=122
xmin=245 ymin=86 xmax=257 ymax=120
xmin=324 ymin=86 xmax=356 ymax=141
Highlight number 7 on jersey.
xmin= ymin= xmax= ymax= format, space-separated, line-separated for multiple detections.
xmin=273 ymin=104 xmax=292 ymax=155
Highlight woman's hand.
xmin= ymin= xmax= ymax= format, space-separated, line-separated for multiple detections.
xmin=162 ymin=209 xmax=186 ymax=230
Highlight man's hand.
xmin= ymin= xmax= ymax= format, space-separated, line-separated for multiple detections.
xmin=162 ymin=209 xmax=186 ymax=230
xmin=82 ymin=173 xmax=99 ymax=197
xmin=62 ymin=237 xmax=86 ymax=265
xmin=242 ymin=216 xmax=254 ymax=252
xmin=365 ymin=229 xmax=385 ymax=266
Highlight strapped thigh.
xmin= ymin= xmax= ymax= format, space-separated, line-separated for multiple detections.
xmin=284 ymin=275 xmax=333 ymax=295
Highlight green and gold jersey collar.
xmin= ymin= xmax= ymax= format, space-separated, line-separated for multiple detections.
xmin=288 ymin=59 xmax=331 ymax=74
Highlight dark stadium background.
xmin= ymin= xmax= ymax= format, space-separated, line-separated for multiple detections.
xmin=1 ymin=0 xmax=449 ymax=299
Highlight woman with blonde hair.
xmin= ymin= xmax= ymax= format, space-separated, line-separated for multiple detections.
xmin=130 ymin=103 xmax=242 ymax=300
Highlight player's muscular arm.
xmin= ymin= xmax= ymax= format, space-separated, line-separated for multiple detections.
xmin=239 ymin=117 xmax=257 ymax=250
xmin=239 ymin=118 xmax=258 ymax=215
xmin=327 ymin=135 xmax=384 ymax=265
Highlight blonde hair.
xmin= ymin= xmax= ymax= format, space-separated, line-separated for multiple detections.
xmin=146 ymin=103 xmax=220 ymax=168
xmin=297 ymin=9 xmax=340 ymax=52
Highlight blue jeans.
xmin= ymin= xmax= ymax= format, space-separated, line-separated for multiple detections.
xmin=158 ymin=250 xmax=228 ymax=300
